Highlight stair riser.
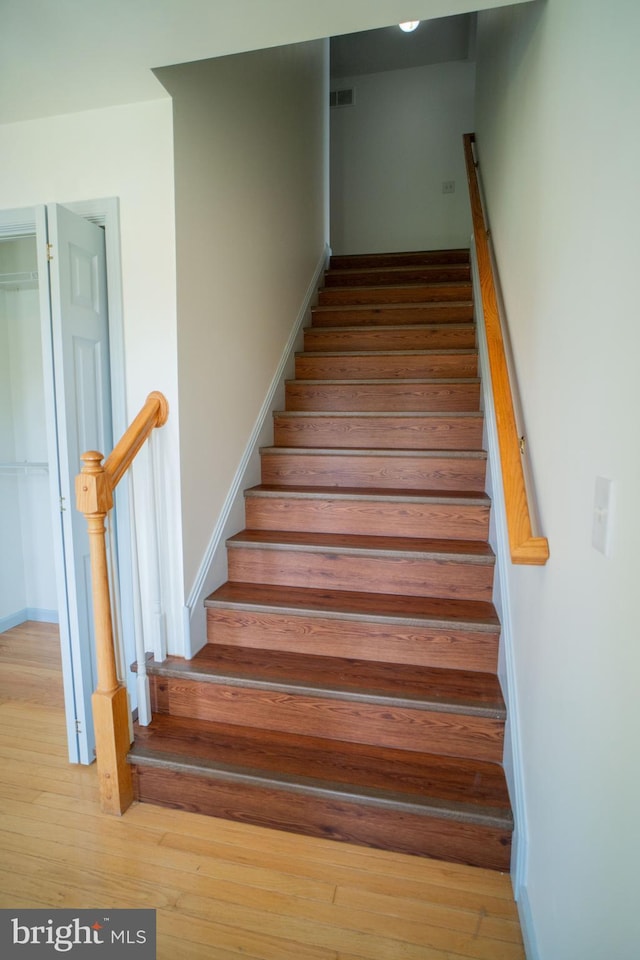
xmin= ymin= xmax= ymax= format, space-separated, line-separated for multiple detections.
xmin=245 ymin=496 xmax=490 ymax=541
xmin=324 ymin=266 xmax=471 ymax=287
xmin=273 ymin=414 xmax=484 ymax=451
xmin=285 ymin=381 xmax=480 ymax=412
xmin=206 ymin=608 xmax=499 ymax=673
xmin=260 ymin=452 xmax=487 ymax=491
xmin=304 ymin=326 xmax=476 ymax=352
xmin=132 ymin=765 xmax=511 ymax=871
xmin=318 ymin=283 xmax=472 ymax=306
xmin=295 ymin=353 xmax=478 ymax=380
xmin=311 ymin=304 xmax=474 ymax=326
xmin=227 ymin=547 xmax=494 ymax=602
xmin=150 ymin=677 xmax=504 ymax=762
xmin=330 ymin=250 xmax=470 ymax=270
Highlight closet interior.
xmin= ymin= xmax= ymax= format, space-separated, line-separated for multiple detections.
xmin=0 ymin=237 xmax=57 ymax=632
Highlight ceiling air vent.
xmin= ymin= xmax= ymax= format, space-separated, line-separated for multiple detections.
xmin=330 ymin=88 xmax=355 ymax=108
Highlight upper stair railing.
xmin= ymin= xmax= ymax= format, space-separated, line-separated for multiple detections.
xmin=75 ymin=391 xmax=169 ymax=814
xmin=463 ymin=133 xmax=549 ymax=565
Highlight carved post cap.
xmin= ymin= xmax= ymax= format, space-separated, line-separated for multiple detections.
xmin=80 ymin=450 xmax=105 ymax=473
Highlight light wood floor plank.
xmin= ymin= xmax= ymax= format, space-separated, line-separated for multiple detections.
xmin=157 ymin=910 xmax=338 ymax=960
xmin=334 ymin=884 xmax=518 ymax=938
xmin=135 ymin=801 xmax=515 ymax=899
xmin=0 ymin=802 xmax=334 ymax=902
xmin=159 ymin=830 xmax=519 ymax=921
xmin=0 ymin=621 xmax=525 ymax=959
xmin=175 ymin=890 xmax=524 ymax=960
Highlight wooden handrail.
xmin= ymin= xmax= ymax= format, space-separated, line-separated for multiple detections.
xmin=105 ymin=391 xmax=169 ymax=488
xmin=463 ymin=133 xmax=549 ymax=565
xmin=75 ymin=391 xmax=169 ymax=814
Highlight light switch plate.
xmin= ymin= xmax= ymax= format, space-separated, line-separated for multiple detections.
xmin=592 ymin=476 xmax=613 ymax=555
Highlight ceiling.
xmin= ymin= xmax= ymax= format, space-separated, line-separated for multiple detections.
xmin=331 ymin=15 xmax=473 ymax=79
xmin=0 ymin=1 xmax=534 ymax=125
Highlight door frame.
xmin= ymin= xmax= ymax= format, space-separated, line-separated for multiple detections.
xmin=0 ymin=198 xmax=134 ymax=763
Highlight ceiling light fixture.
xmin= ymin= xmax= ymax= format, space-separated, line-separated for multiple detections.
xmin=399 ymin=21 xmax=420 ymax=32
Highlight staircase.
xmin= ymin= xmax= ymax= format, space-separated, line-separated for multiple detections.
xmin=129 ymin=248 xmax=513 ymax=872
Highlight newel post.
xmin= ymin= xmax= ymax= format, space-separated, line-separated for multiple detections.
xmin=76 ymin=451 xmax=134 ymax=815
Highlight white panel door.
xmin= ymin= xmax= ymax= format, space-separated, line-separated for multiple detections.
xmin=46 ymin=204 xmax=113 ymax=764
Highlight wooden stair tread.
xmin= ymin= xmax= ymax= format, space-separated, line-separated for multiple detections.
xmin=295 ymin=352 xmax=478 ymax=382
xmin=287 ymin=377 xmax=481 ymax=384
xmin=306 ymin=323 xmax=476 ymax=333
xmin=323 ymin=281 xmax=472 ymax=294
xmin=285 ymin=380 xmax=481 ymax=415
xmin=273 ymin=411 xmax=484 ymax=452
xmin=325 ymin=265 xmax=469 ymax=279
xmin=205 ymin=581 xmax=499 ymax=630
xmin=329 ymin=249 xmax=470 ymax=269
xmin=296 ymin=348 xmax=477 ymax=357
xmin=275 ymin=409 xmax=481 ymax=418
xmin=262 ymin=445 xmax=487 ymax=459
xmin=227 ymin=528 xmax=495 ymax=562
xmin=312 ymin=300 xmax=473 ymax=313
xmin=318 ymin=282 xmax=472 ymax=303
xmin=311 ymin=303 xmax=474 ymax=326
xmin=146 ymin=644 xmax=504 ymax=717
xmin=327 ymin=265 xmax=469 ymax=278
xmin=245 ymin=484 xmax=490 ymax=505
xmin=130 ymin=715 xmax=510 ymax=825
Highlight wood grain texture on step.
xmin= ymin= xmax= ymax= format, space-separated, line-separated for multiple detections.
xmin=205 ymin=582 xmax=499 ymax=672
xmin=259 ymin=447 xmax=487 ymax=491
xmin=303 ymin=324 xmax=476 ymax=352
xmin=132 ymin=715 xmax=509 ymax=811
xmin=285 ymin=378 xmax=481 ymax=413
xmin=205 ymin=581 xmax=499 ymax=630
xmin=311 ymin=301 xmax=474 ymax=327
xmin=129 ymin=244 xmax=514 ymax=874
xmin=148 ymin=675 xmax=504 ymax=762
xmin=273 ymin=411 xmax=484 ymax=451
xmin=146 ymin=644 xmax=505 ymax=717
xmin=131 ymin=761 xmax=511 ymax=870
xmin=225 ymin=530 xmax=495 ymax=601
xmin=244 ymin=485 xmax=490 ymax=540
xmin=329 ymin=249 xmax=470 ymax=270
xmin=318 ymin=282 xmax=472 ymax=306
xmin=323 ymin=264 xmax=471 ymax=287
xmin=295 ymin=349 xmax=478 ymax=380
xmin=206 ymin=606 xmax=499 ymax=673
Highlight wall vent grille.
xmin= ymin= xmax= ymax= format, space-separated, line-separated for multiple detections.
xmin=330 ymin=88 xmax=355 ymax=108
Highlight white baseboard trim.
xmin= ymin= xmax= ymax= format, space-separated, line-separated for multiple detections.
xmin=0 ymin=607 xmax=59 ymax=633
xmin=470 ymin=239 xmax=529 ymax=895
xmin=183 ymin=244 xmax=331 ymax=657
xmin=517 ymin=884 xmax=541 ymax=960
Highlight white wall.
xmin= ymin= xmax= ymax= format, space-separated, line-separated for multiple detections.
xmin=0 ymin=99 xmax=185 ymax=653
xmin=330 ymin=58 xmax=475 ymax=253
xmin=474 ymin=2 xmax=640 ymax=957
xmin=156 ymin=40 xmax=328 ymax=621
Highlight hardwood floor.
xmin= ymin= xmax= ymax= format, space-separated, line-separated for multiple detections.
xmin=0 ymin=622 xmax=525 ymax=959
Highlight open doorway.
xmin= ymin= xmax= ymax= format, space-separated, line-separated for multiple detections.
xmin=0 ymin=201 xmax=135 ymax=765
xmin=0 ymin=235 xmax=57 ymax=631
